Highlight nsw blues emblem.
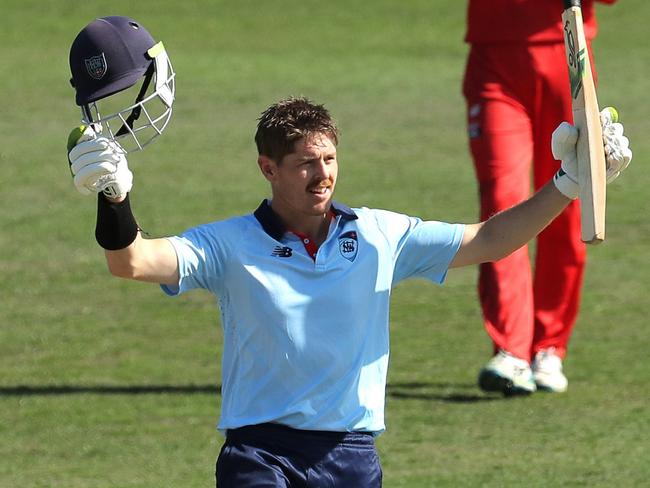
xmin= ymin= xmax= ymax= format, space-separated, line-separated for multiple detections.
xmin=85 ymin=53 xmax=107 ymax=80
xmin=338 ymin=231 xmax=358 ymax=262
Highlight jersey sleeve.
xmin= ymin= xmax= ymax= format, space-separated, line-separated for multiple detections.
xmin=393 ymin=219 xmax=464 ymax=284
xmin=160 ymin=222 xmax=228 ymax=297
xmin=366 ymin=208 xmax=464 ymax=285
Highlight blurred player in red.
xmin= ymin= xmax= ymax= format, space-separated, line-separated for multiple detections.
xmin=463 ymin=0 xmax=618 ymax=395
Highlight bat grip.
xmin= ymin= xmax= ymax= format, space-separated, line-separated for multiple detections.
xmin=564 ymin=0 xmax=581 ymax=8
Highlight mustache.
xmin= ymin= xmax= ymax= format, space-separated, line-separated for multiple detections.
xmin=307 ymin=179 xmax=332 ymax=191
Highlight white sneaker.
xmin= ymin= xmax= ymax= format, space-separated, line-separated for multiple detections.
xmin=478 ymin=350 xmax=536 ymax=396
xmin=532 ymin=348 xmax=568 ymax=393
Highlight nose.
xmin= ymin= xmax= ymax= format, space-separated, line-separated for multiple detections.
xmin=314 ymin=158 xmax=329 ymax=180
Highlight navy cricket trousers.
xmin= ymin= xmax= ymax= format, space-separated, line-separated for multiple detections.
xmin=216 ymin=423 xmax=382 ymax=487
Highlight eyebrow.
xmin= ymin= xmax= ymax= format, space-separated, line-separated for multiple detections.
xmin=297 ymin=151 xmax=335 ymax=162
xmin=297 ymin=153 xmax=318 ymax=161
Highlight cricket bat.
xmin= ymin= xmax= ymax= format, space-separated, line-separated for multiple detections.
xmin=562 ymin=0 xmax=607 ymax=244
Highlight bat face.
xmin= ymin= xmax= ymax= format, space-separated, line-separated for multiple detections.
xmin=562 ymin=4 xmax=607 ymax=244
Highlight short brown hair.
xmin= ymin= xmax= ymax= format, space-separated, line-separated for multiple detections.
xmin=255 ymin=97 xmax=339 ymax=163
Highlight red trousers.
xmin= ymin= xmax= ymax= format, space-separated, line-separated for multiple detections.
xmin=463 ymin=43 xmax=590 ymax=362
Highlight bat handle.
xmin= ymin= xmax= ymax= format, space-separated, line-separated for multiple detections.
xmin=564 ymin=0 xmax=581 ymax=8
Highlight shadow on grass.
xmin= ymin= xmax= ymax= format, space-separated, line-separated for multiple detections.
xmin=386 ymin=382 xmax=501 ymax=403
xmin=0 ymin=381 xmax=502 ymax=403
xmin=0 ymin=384 xmax=220 ymax=396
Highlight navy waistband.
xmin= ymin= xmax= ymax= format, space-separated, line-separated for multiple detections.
xmin=226 ymin=423 xmax=375 ymax=446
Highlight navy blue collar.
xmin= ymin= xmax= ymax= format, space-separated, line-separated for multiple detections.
xmin=253 ymin=199 xmax=358 ymax=240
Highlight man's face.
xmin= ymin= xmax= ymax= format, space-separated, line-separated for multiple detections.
xmin=260 ymin=132 xmax=338 ymax=218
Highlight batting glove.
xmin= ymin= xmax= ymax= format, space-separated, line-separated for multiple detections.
xmin=551 ymin=122 xmax=580 ymax=199
xmin=67 ymin=125 xmax=133 ymax=200
xmin=601 ymin=109 xmax=632 ymax=183
xmin=552 ymin=107 xmax=633 ymax=200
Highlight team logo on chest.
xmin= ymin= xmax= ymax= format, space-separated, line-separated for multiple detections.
xmin=338 ymin=231 xmax=358 ymax=262
xmin=85 ymin=53 xmax=107 ymax=80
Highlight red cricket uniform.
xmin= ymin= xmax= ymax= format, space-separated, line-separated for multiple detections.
xmin=463 ymin=0 xmax=617 ymax=362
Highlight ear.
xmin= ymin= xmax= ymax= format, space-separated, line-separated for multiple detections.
xmin=258 ymin=155 xmax=278 ymax=182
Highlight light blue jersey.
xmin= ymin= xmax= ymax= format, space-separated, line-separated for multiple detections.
xmin=161 ymin=200 xmax=464 ymax=434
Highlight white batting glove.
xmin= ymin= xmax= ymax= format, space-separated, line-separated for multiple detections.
xmin=551 ymin=107 xmax=633 ymax=199
xmin=551 ymin=122 xmax=580 ymax=199
xmin=600 ymin=109 xmax=632 ymax=183
xmin=67 ymin=125 xmax=133 ymax=200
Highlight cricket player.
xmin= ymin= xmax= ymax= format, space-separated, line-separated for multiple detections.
xmin=68 ymin=16 xmax=631 ymax=488
xmin=463 ymin=0 xmax=619 ymax=395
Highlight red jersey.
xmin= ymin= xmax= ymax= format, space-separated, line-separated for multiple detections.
xmin=465 ymin=0 xmax=618 ymax=44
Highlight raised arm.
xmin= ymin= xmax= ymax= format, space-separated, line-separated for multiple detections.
xmin=100 ymin=198 xmax=179 ymax=285
xmin=451 ymin=109 xmax=631 ymax=268
xmin=68 ymin=127 xmax=179 ymax=285
xmin=451 ymin=181 xmax=568 ymax=268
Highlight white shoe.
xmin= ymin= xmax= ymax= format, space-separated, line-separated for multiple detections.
xmin=478 ymin=350 xmax=536 ymax=396
xmin=532 ymin=348 xmax=568 ymax=393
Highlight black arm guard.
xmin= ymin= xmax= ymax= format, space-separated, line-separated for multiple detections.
xmin=95 ymin=193 xmax=139 ymax=250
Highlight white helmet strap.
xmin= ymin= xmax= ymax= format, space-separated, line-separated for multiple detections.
xmin=150 ymin=43 xmax=173 ymax=108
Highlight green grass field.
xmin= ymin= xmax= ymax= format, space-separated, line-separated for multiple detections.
xmin=1 ymin=1 xmax=649 ymax=486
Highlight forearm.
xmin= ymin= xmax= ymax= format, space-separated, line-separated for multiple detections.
xmin=452 ymin=181 xmax=571 ymax=268
xmin=95 ymin=194 xmax=138 ymax=251
xmin=479 ymin=181 xmax=571 ymax=260
xmin=97 ymin=194 xmax=179 ymax=284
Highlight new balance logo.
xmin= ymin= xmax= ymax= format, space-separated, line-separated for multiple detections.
xmin=272 ymin=246 xmax=293 ymax=257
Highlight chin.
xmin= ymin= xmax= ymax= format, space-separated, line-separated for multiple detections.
xmin=309 ymin=200 xmax=332 ymax=215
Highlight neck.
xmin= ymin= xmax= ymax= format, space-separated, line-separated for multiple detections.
xmin=270 ymin=201 xmax=332 ymax=246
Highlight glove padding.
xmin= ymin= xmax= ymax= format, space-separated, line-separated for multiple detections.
xmin=552 ymin=107 xmax=632 ymax=199
xmin=68 ymin=126 xmax=133 ymax=200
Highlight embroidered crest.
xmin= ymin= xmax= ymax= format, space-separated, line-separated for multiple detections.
xmin=85 ymin=53 xmax=108 ymax=80
xmin=338 ymin=231 xmax=358 ymax=262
